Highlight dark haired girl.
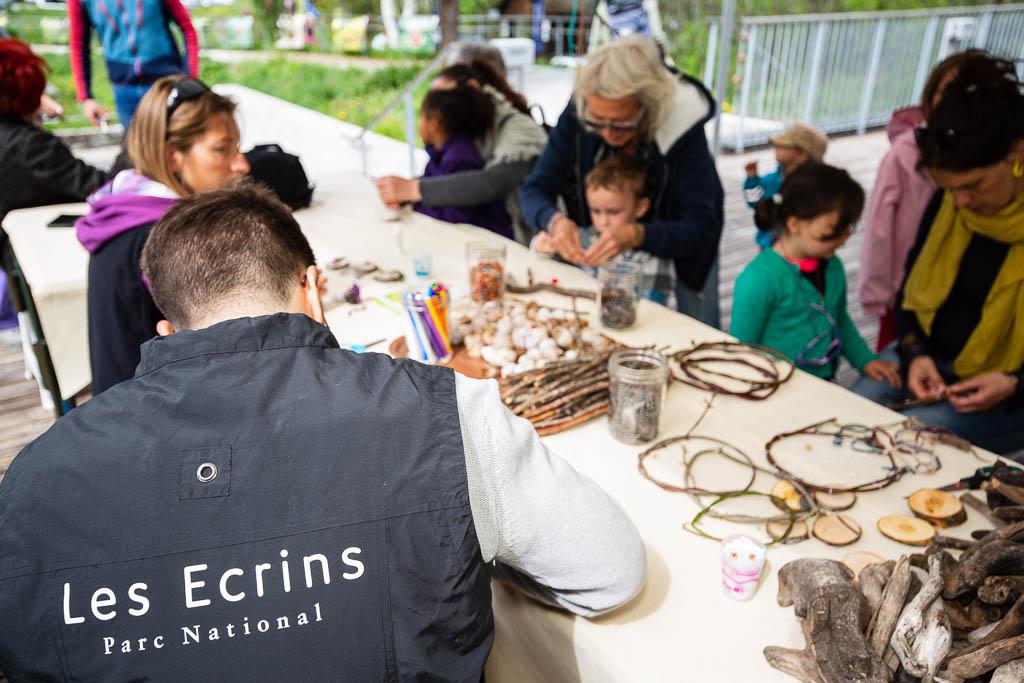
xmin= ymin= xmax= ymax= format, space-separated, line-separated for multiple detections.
xmin=374 ymin=59 xmax=546 ymax=244
xmin=732 ymin=163 xmax=901 ymax=386
xmin=413 ymin=87 xmax=512 ymax=238
xmin=853 ymin=52 xmax=1024 ymax=455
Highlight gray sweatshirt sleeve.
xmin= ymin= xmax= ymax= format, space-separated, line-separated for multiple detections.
xmin=418 ymin=159 xmax=535 ymax=207
xmin=456 ymin=373 xmax=647 ymax=617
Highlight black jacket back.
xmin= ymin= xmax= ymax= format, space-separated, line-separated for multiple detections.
xmin=0 ymin=314 xmax=492 ymax=681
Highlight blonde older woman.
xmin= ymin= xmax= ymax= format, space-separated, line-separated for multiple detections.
xmin=519 ymin=35 xmax=724 ymax=326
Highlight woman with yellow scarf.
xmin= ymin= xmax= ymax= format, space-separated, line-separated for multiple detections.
xmin=854 ymin=52 xmax=1024 ymax=455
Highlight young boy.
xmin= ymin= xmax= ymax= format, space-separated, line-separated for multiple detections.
xmin=533 ymin=155 xmax=676 ymax=307
xmin=743 ymin=122 xmax=829 ymax=249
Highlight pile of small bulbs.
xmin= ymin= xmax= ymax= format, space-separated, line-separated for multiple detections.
xmin=450 ymin=300 xmax=611 ymax=378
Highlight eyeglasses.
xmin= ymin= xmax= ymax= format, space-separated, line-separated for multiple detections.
xmin=583 ymin=105 xmax=646 ymax=132
xmin=796 ymin=302 xmax=842 ymax=368
xmin=166 ymin=77 xmax=210 ymax=120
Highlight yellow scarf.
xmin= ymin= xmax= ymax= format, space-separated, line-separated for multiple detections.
xmin=902 ymin=190 xmax=1024 ymax=378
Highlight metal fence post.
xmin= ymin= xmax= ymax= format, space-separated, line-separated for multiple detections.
xmin=703 ymin=21 xmax=719 ymax=93
xmin=403 ymin=92 xmax=417 ymax=178
xmin=975 ymin=11 xmax=993 ymax=47
xmin=711 ymin=0 xmax=736 ymax=154
xmin=912 ymin=16 xmax=940 ymax=100
xmin=856 ymin=19 xmax=887 ymax=135
xmin=801 ymin=21 xmax=828 ymax=124
xmin=737 ymin=24 xmax=757 ymax=153
xmin=755 ymin=25 xmax=772 ymax=119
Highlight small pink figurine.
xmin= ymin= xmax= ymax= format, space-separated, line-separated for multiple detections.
xmin=721 ymin=535 xmax=767 ymax=602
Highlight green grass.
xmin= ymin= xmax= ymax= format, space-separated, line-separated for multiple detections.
xmin=41 ymin=52 xmax=432 ymax=141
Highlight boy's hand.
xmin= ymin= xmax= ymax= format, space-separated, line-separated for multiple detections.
xmin=583 ymin=223 xmax=642 ymax=267
xmin=82 ymin=99 xmax=109 ymax=127
xmin=533 ymin=232 xmax=557 ymax=255
xmin=745 ymin=161 xmax=758 ymax=178
xmin=863 ymin=359 xmax=901 ymax=388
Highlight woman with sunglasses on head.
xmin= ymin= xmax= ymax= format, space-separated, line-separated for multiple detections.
xmin=853 ymin=54 xmax=1024 ymax=455
xmin=76 ymin=75 xmax=249 ymax=394
xmin=519 ymin=35 xmax=724 ymax=326
xmin=732 ymin=163 xmax=901 ymax=388
xmin=374 ymin=58 xmax=546 ymax=245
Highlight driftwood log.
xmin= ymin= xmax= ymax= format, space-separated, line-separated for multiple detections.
xmin=946 ymin=633 xmax=1024 ymax=679
xmin=868 ymin=556 xmax=912 ymax=658
xmin=979 ymin=575 xmax=1024 ymax=606
xmin=860 ymin=561 xmax=896 ymax=615
xmin=991 ymin=657 xmax=1024 ymax=682
xmin=890 ymin=553 xmax=952 ymax=681
xmin=944 ymin=538 xmax=1024 ymax=599
xmin=764 ymin=559 xmax=888 ymax=683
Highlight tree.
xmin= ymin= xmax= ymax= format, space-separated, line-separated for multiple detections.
xmin=440 ymin=0 xmax=458 ymax=45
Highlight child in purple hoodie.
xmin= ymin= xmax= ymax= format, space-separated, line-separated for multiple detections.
xmin=414 ymin=87 xmax=512 ymax=239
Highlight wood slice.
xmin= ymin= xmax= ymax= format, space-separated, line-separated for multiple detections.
xmin=766 ymin=518 xmax=809 ymax=544
xmin=770 ymin=479 xmax=808 ymax=513
xmin=814 ymin=489 xmax=858 ymax=512
xmin=844 ymin=550 xmax=886 ymax=579
xmin=812 ymin=513 xmax=862 ymax=546
xmin=878 ymin=515 xmax=936 ymax=547
xmin=389 ymin=337 xmax=491 ymax=380
xmin=908 ymin=489 xmax=966 ymax=528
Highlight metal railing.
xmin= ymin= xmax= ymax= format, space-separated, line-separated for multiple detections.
xmin=353 ymin=43 xmax=454 ymax=177
xmin=718 ymin=4 xmax=1024 ymax=151
xmin=458 ymin=14 xmax=592 ymax=58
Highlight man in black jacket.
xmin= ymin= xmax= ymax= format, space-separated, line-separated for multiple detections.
xmin=0 ymin=184 xmax=645 ymax=680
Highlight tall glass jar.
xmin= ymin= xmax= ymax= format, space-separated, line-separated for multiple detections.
xmin=598 ymin=260 xmax=640 ymax=329
xmin=607 ymin=349 xmax=669 ymax=444
xmin=466 ymin=242 xmax=506 ymax=302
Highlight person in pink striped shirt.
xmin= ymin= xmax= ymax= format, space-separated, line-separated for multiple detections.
xmin=67 ymin=0 xmax=199 ymax=127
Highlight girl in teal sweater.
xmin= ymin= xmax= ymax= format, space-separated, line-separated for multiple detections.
xmin=731 ymin=163 xmax=901 ymax=386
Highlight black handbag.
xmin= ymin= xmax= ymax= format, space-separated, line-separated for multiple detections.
xmin=244 ymin=144 xmax=315 ymax=210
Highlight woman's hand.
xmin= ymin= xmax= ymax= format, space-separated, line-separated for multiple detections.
xmin=583 ymin=223 xmax=643 ymax=267
xmin=549 ymin=215 xmax=586 ymax=264
xmin=907 ymin=356 xmax=946 ymax=399
xmin=948 ymin=373 xmax=1018 ymax=413
xmin=374 ymin=176 xmax=421 ymax=205
xmin=863 ymin=359 xmax=902 ymax=388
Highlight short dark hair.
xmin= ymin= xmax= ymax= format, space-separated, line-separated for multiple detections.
xmin=141 ymin=182 xmax=315 ymax=329
xmin=919 ymin=49 xmax=987 ymax=117
xmin=917 ymin=52 xmax=1024 ymax=172
xmin=420 ymin=86 xmax=495 ymax=141
xmin=754 ymin=162 xmax=865 ymax=240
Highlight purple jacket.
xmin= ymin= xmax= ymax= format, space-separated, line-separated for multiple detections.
xmin=857 ymin=107 xmax=935 ymax=317
xmin=415 ymin=137 xmax=512 ymax=240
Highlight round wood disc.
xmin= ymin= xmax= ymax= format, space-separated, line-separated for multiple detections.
xmin=908 ymin=489 xmax=966 ymax=528
xmin=843 ymin=550 xmax=886 ymax=579
xmin=766 ymin=519 xmax=809 ymax=544
xmin=814 ymin=489 xmax=857 ymax=512
xmin=878 ymin=515 xmax=937 ymax=547
xmin=771 ymin=479 xmax=808 ymax=513
xmin=812 ymin=513 xmax=862 ymax=547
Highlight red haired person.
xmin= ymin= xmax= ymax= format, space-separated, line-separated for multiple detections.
xmin=0 ymin=38 xmax=108 ymax=331
xmin=0 ymin=37 xmax=108 ymax=217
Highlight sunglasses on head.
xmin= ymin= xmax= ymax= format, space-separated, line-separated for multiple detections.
xmin=796 ymin=302 xmax=843 ymax=368
xmin=166 ymin=77 xmax=211 ymax=119
xmin=583 ymin=105 xmax=646 ymax=133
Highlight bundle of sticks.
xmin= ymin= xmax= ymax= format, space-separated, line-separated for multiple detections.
xmin=499 ymin=351 xmax=614 ymax=436
xmin=765 ymin=472 xmax=1024 ymax=683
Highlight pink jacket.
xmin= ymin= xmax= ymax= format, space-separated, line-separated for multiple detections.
xmin=857 ymin=107 xmax=936 ymax=316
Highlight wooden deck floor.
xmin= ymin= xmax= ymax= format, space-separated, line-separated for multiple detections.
xmin=0 ymin=130 xmax=894 ymax=480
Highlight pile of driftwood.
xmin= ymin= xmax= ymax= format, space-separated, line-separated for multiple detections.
xmin=499 ymin=351 xmax=614 ymax=435
xmin=764 ymin=463 xmax=1024 ymax=683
